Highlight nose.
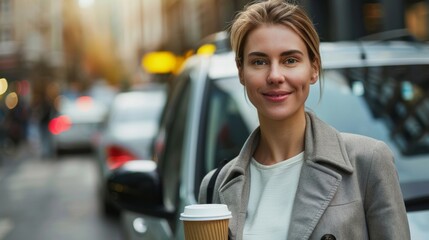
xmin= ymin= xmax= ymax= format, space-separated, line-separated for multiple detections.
xmin=267 ymin=63 xmax=284 ymax=85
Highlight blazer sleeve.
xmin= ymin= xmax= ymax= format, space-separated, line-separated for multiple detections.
xmin=364 ymin=140 xmax=410 ymax=239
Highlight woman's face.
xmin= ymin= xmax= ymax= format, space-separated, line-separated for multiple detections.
xmin=238 ymin=24 xmax=318 ymax=122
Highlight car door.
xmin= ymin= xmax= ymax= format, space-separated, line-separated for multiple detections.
xmin=134 ymin=67 xmax=193 ymax=240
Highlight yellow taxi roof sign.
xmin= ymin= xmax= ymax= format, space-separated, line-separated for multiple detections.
xmin=197 ymin=44 xmax=216 ymax=55
xmin=142 ymin=51 xmax=177 ymax=74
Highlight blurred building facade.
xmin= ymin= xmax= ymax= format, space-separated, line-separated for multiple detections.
xmin=0 ymin=0 xmax=428 ymax=147
xmin=158 ymin=0 xmax=429 ymax=54
xmin=1 ymin=0 xmax=428 ymax=86
xmin=0 ymin=0 xmax=64 ymax=147
xmin=0 ymin=0 xmax=428 ymax=104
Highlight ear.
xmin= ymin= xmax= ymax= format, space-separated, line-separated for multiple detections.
xmin=236 ymin=59 xmax=245 ymax=85
xmin=310 ymin=61 xmax=319 ymax=84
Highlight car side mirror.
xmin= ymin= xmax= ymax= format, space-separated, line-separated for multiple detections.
xmin=106 ymin=160 xmax=173 ymax=219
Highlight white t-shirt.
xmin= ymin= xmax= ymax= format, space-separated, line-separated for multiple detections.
xmin=243 ymin=152 xmax=304 ymax=240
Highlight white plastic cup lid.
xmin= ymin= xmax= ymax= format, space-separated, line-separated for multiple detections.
xmin=180 ymin=204 xmax=232 ymax=221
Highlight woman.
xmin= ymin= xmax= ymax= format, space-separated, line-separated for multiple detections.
xmin=198 ymin=0 xmax=410 ymax=239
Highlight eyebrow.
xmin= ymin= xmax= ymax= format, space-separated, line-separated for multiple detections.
xmin=247 ymin=50 xmax=304 ymax=58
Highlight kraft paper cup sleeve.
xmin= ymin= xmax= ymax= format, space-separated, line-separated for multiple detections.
xmin=181 ymin=204 xmax=231 ymax=240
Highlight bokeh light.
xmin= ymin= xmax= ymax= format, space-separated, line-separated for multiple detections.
xmin=5 ymin=92 xmax=18 ymax=109
xmin=17 ymin=80 xmax=30 ymax=96
xmin=48 ymin=115 xmax=72 ymax=135
xmin=77 ymin=96 xmax=94 ymax=111
xmin=78 ymin=0 xmax=94 ymax=8
xmin=0 ymin=78 xmax=8 ymax=95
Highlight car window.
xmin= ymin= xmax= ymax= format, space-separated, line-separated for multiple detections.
xmin=360 ymin=65 xmax=429 ymax=156
xmin=195 ymin=77 xmax=258 ymax=197
xmin=309 ymin=65 xmax=429 ymax=156
xmin=306 ymin=69 xmax=390 ymax=139
xmin=111 ymin=103 xmax=164 ymax=123
xmin=306 ymin=64 xmax=429 ymax=200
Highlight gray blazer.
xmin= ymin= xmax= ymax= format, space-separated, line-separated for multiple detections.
xmin=199 ymin=112 xmax=410 ymax=240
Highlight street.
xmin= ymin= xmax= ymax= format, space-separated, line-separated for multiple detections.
xmin=0 ymin=144 xmax=124 ymax=240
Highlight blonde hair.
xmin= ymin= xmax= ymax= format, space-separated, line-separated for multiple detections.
xmin=229 ymin=0 xmax=321 ymax=77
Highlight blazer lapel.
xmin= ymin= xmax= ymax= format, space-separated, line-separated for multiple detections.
xmin=287 ymin=161 xmax=342 ymax=240
xmin=218 ymin=129 xmax=259 ymax=240
xmin=219 ymin=176 xmax=247 ymax=238
xmin=286 ymin=112 xmax=354 ymax=239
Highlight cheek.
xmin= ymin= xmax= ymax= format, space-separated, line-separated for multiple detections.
xmin=288 ymin=72 xmax=311 ymax=90
xmin=242 ymin=70 xmax=262 ymax=86
xmin=241 ymin=75 xmax=260 ymax=103
xmin=302 ymin=84 xmax=311 ymax=96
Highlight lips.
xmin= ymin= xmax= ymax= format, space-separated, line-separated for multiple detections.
xmin=262 ymin=90 xmax=291 ymax=102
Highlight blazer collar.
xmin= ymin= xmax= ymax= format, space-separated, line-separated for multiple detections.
xmin=304 ymin=111 xmax=354 ymax=173
xmin=224 ymin=111 xmax=354 ymax=179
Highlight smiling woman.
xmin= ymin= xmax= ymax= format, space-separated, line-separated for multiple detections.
xmin=198 ymin=1 xmax=411 ymax=240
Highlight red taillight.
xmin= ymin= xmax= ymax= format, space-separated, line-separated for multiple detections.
xmin=107 ymin=145 xmax=137 ymax=169
xmin=48 ymin=115 xmax=72 ymax=135
xmin=76 ymin=96 xmax=93 ymax=111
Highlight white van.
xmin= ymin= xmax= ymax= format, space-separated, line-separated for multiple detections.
xmin=107 ymin=38 xmax=429 ymax=240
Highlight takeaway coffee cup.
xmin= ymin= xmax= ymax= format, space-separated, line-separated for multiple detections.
xmin=180 ymin=204 xmax=232 ymax=240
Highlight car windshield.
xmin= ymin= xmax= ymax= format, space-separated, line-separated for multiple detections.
xmin=306 ymin=65 xmax=429 ymax=205
xmin=110 ymin=92 xmax=166 ymax=124
xmin=59 ymin=96 xmax=107 ymax=123
xmin=112 ymin=104 xmax=164 ymax=123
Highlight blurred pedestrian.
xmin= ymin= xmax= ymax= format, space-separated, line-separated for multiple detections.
xmin=198 ymin=1 xmax=410 ymax=239
xmin=31 ymin=81 xmax=58 ymax=158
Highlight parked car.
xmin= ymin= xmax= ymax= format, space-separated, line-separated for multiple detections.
xmin=95 ymin=87 xmax=167 ymax=215
xmin=49 ymin=95 xmax=108 ymax=155
xmin=106 ymin=38 xmax=429 ymax=239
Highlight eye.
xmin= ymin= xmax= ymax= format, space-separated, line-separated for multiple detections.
xmin=284 ymin=58 xmax=298 ymax=65
xmin=251 ymin=59 xmax=267 ymax=66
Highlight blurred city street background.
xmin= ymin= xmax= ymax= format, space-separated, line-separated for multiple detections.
xmin=1 ymin=0 xmax=429 ymax=239
xmin=0 ymin=145 xmax=123 ymax=239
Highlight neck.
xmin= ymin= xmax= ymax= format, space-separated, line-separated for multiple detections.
xmin=254 ymin=112 xmax=306 ymax=165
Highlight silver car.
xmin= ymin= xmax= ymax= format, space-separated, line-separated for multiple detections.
xmin=50 ymin=95 xmax=107 ymax=154
xmin=96 ymin=87 xmax=167 ymax=215
xmin=107 ymin=40 xmax=429 ymax=239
